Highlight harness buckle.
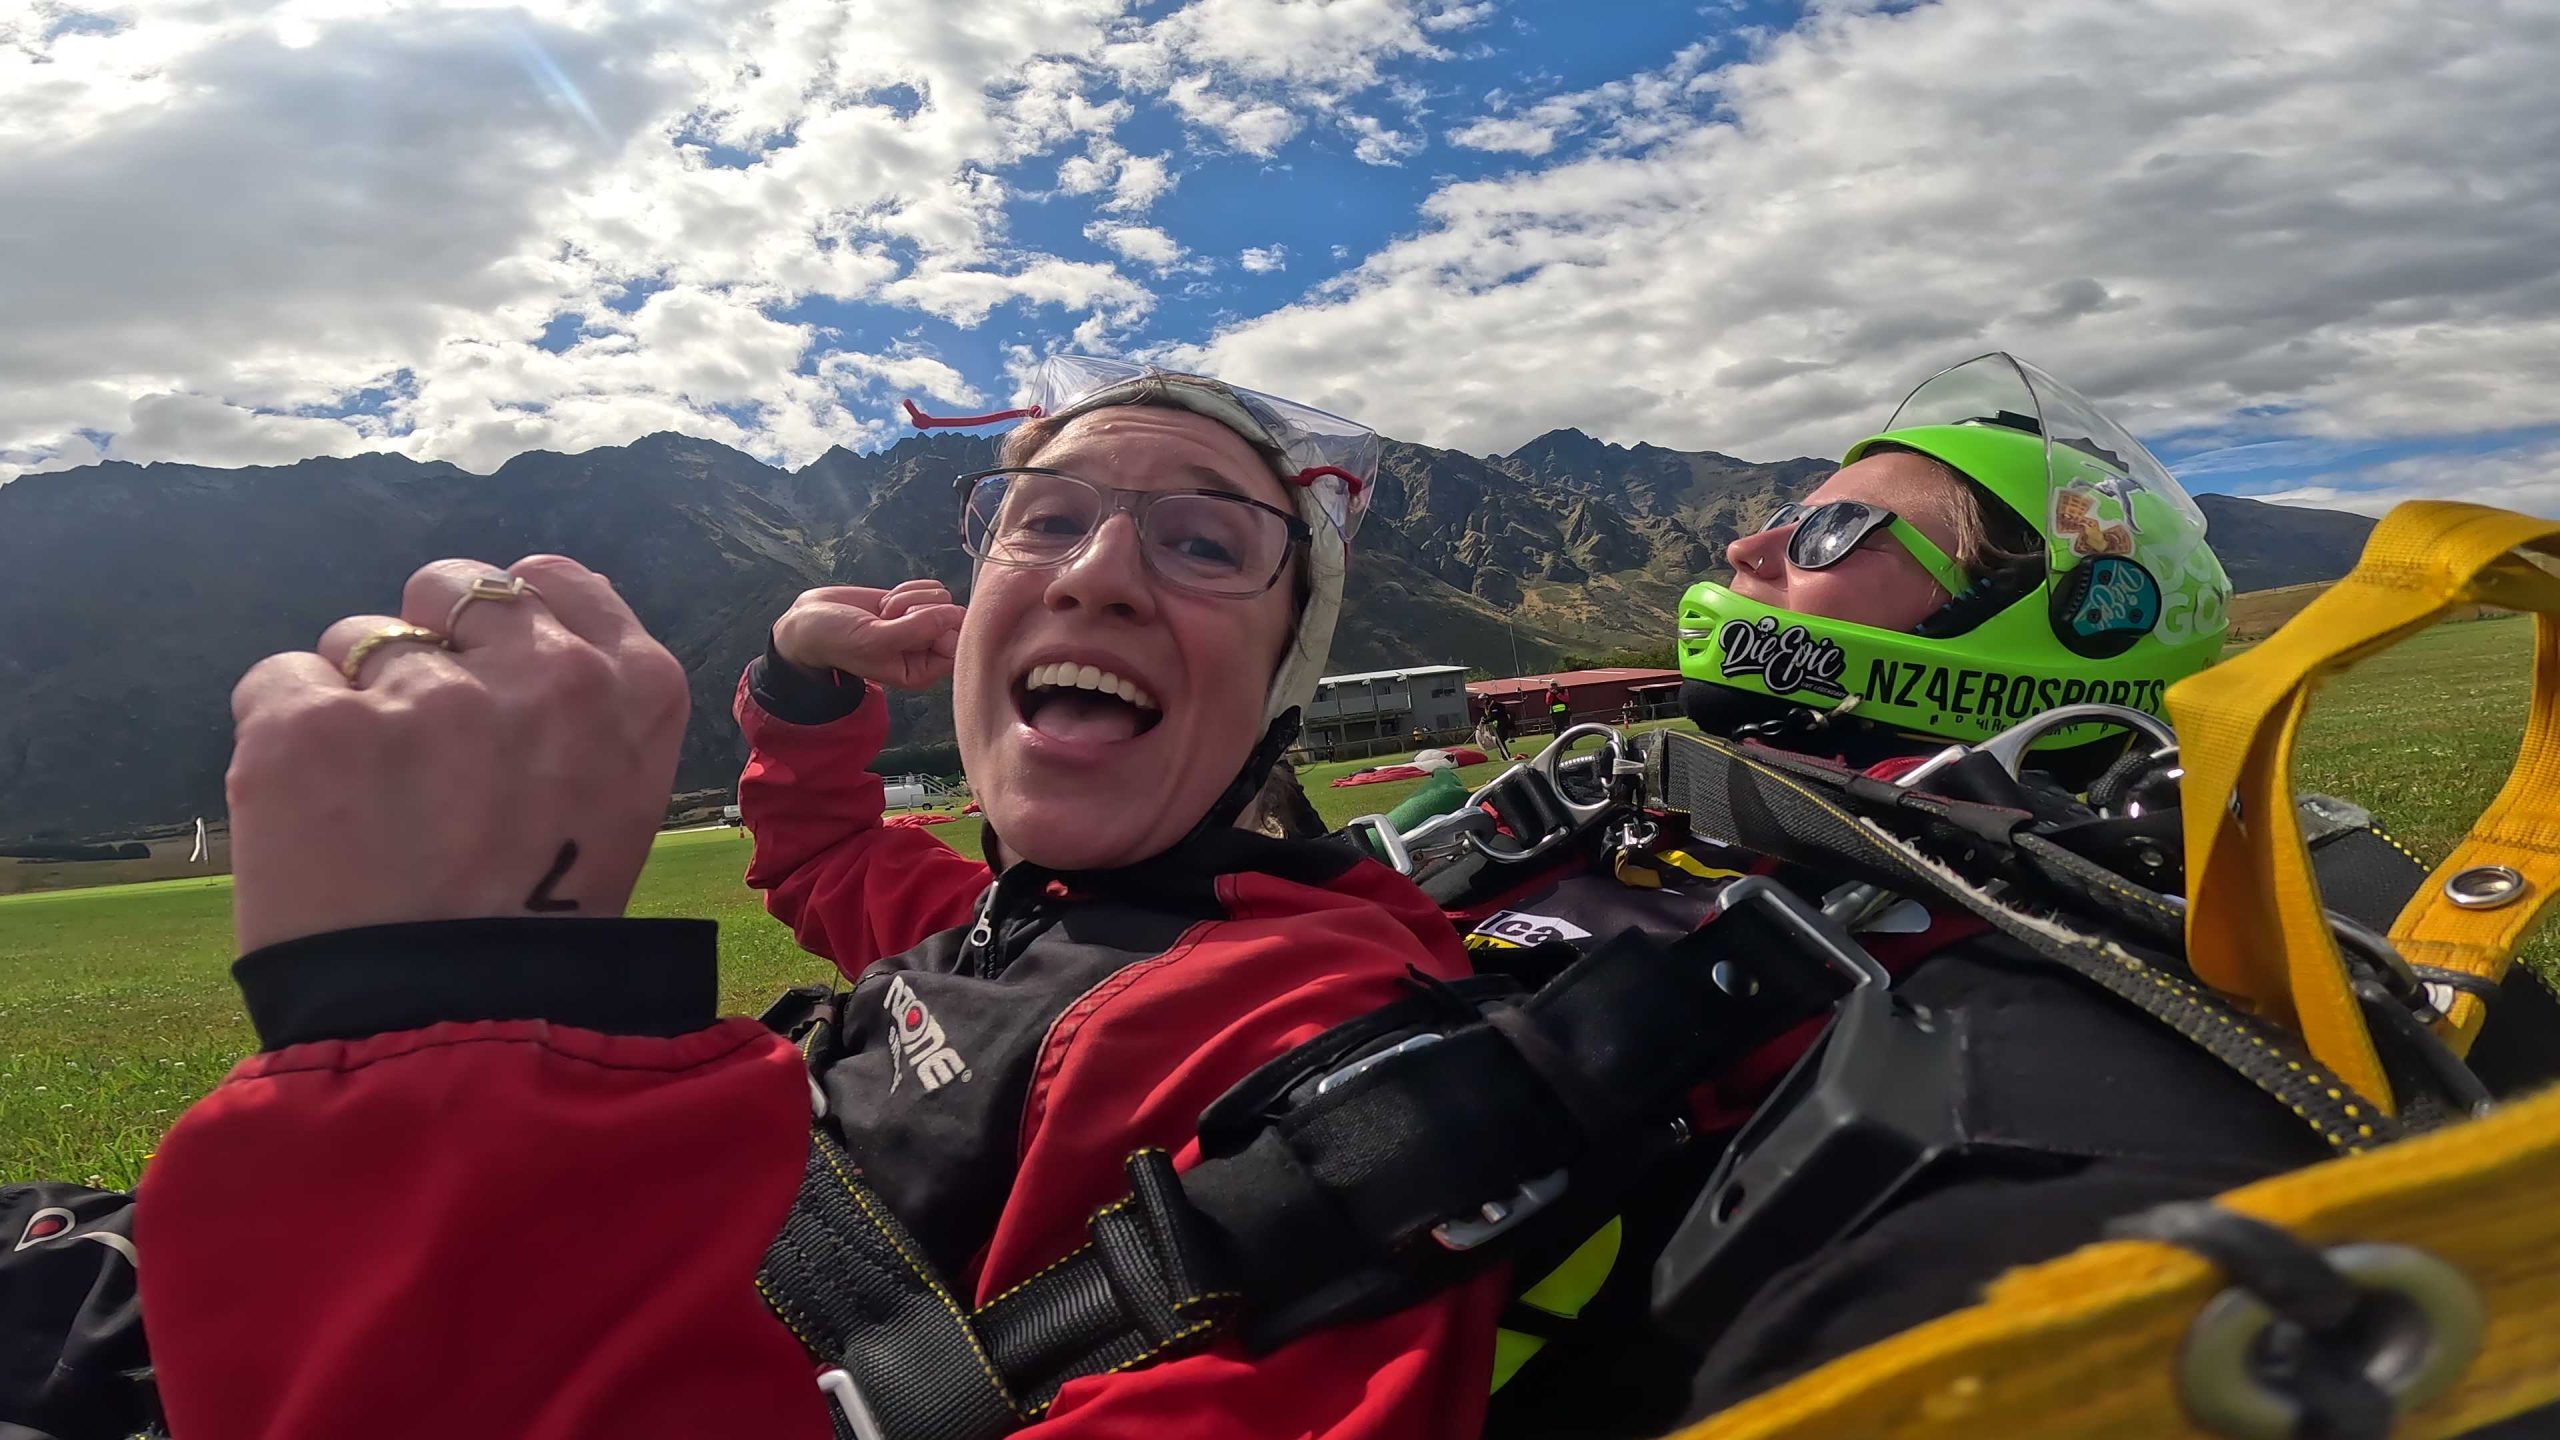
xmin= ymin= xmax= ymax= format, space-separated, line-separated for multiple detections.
xmin=1432 ymin=1168 xmax=1568 ymax=1251
xmin=1723 ymin=876 xmax=1890 ymax=991
xmin=1315 ymin=1032 xmax=1442 ymax=1095
xmin=1341 ymin=814 xmax=1416 ymax=874
xmin=818 ymin=1367 xmax=889 ymax=1440
xmin=1348 ymin=724 xmax=1647 ymax=879
xmin=1462 ymin=725 xmax=1642 ymax=867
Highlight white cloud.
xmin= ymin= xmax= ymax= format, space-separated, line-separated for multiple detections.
xmin=1056 ymin=136 xmax=1178 ymax=213
xmin=1192 ymin=0 xmax=2560 ymax=482
xmin=2255 ymin=439 xmax=2560 ymax=519
xmin=108 ymin=393 xmax=374 ymax=468
xmin=1446 ymin=115 xmax=1557 ymax=156
xmin=1145 ymin=0 xmax=1456 ymax=90
xmin=1109 ymin=0 xmax=1486 ymax=157
xmin=1344 ymin=112 xmax=1424 ymax=166
xmin=1 ymin=0 xmax=1472 ymax=479
xmin=1162 ymin=75 xmax=1302 ymax=155
xmin=1107 ymin=150 xmax=1176 ymax=212
xmin=1420 ymin=2 xmax=1496 ymax=33
xmin=820 ymin=351 xmax=986 ymax=407
xmin=1239 ymin=245 xmax=1289 ymax=274
xmin=1086 ymin=220 xmax=1188 ymax=270
xmin=882 ymin=259 xmax=1154 ymax=329
xmin=1446 ymin=42 xmax=1714 ymax=158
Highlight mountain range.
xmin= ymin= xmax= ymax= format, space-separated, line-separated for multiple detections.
xmin=0 ymin=429 xmax=2374 ymax=840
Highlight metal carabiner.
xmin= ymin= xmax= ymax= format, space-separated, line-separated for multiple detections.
xmin=1351 ymin=726 xmax=1644 ymax=876
xmin=1536 ymin=723 xmax=1640 ymax=823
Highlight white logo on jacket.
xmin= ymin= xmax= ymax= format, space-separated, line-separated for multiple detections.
xmin=883 ymin=973 xmax=973 ymax=1092
xmin=13 ymin=1206 xmax=138 ymax=1266
xmin=1467 ymin=909 xmax=1595 ymax=950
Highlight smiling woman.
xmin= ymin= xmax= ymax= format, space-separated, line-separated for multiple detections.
xmin=114 ymin=358 xmax=1541 ymax=1440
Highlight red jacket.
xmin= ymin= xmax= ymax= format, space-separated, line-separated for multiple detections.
xmin=135 ymin=664 xmax=1501 ymax=1440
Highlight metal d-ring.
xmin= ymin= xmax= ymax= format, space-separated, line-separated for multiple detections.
xmin=1535 ymin=723 xmax=1636 ymax=823
xmin=1973 ymin=702 xmax=2177 ymax=781
xmin=1888 ymin=702 xmax=2176 ymax=795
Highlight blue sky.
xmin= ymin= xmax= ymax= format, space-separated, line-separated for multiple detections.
xmin=5 ymin=0 xmax=2557 ymax=517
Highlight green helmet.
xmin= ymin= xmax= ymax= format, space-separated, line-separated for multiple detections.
xmin=1677 ymin=353 xmax=2230 ymax=749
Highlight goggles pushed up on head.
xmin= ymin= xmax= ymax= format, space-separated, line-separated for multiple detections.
xmin=907 ymin=354 xmax=1378 ymax=542
xmin=1757 ymin=500 xmax=1967 ymax=595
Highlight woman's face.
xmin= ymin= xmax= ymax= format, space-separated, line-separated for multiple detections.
xmin=952 ymin=405 xmax=1300 ymax=871
xmin=1722 ymin=450 xmax=1965 ymax=630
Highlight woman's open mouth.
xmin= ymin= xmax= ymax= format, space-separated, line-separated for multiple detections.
xmin=1013 ymin=661 xmax=1164 ymax=744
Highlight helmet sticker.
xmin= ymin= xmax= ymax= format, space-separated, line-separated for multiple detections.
xmin=2053 ymin=480 xmax=2138 ymax=558
xmin=1717 ymin=617 xmax=1849 ymax=699
xmin=2067 ymin=557 xmax=2161 ymax=639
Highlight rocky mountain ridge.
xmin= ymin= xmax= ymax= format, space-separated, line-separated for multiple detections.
xmin=0 ymin=428 xmax=2370 ymax=838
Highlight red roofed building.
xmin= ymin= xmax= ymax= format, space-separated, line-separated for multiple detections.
xmin=1468 ymin=668 xmax=1683 ymax=730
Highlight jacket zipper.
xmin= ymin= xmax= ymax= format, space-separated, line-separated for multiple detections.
xmin=962 ymin=862 xmax=1053 ymax=977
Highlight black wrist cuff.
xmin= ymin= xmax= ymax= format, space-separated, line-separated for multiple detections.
xmin=749 ymin=637 xmax=866 ymax=725
xmin=235 ymin=917 xmax=718 ymax=1051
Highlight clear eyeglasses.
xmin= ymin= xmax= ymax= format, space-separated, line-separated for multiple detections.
xmin=957 ymin=467 xmax=1311 ymax=598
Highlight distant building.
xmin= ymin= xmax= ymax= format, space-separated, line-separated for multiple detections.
xmin=881 ymin=774 xmax=957 ymax=810
xmin=1469 ymin=668 xmax=1683 ymax=727
xmin=1303 ymin=665 xmax=1471 ymax=755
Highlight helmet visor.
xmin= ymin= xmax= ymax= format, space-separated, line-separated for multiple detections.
xmin=1883 ymin=352 xmax=2205 ymax=562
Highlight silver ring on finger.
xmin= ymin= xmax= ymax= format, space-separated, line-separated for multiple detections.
xmin=443 ymin=573 xmax=546 ymax=638
xmin=340 ymin=623 xmax=453 ymax=686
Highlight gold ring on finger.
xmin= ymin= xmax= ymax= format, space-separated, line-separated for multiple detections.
xmin=340 ymin=624 xmax=453 ymax=684
xmin=443 ymin=573 xmax=546 ymax=637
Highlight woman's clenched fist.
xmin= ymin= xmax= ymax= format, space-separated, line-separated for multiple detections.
xmin=226 ymin=555 xmax=691 ymax=954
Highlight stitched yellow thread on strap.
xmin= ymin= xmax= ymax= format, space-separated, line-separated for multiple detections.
xmin=2173 ymin=501 xmax=2560 ymax=1110
xmin=816 ymin=1138 xmax=1023 ymax=1414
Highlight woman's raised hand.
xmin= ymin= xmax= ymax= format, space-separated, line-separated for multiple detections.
xmin=770 ymin=580 xmax=965 ymax=691
xmin=226 ymin=555 xmax=692 ymax=954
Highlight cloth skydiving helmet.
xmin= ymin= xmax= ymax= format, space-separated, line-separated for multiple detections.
xmin=913 ymin=354 xmax=1379 ymax=840
xmin=917 ymin=353 xmax=1377 ymax=728
xmin=1678 ymin=352 xmax=2232 ymax=751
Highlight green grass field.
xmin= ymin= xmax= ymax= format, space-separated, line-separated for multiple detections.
xmin=2 ymin=616 xmax=2547 ymax=1189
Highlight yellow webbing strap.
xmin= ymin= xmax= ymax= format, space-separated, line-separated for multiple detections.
xmin=2168 ymin=500 xmax=2560 ymax=1111
xmin=1668 ymin=1080 xmax=2560 ymax=1440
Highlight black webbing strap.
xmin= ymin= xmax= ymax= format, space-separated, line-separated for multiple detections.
xmin=759 ymin=889 xmax=1852 ymax=1435
xmin=1182 ymin=913 xmax=1789 ymax=1352
xmin=973 ymin=1149 xmax=1237 ymax=1413
xmin=758 ymin=1133 xmax=1022 ymax=1440
xmin=759 ymin=1134 xmax=1236 ymax=1440
xmin=1641 ymin=728 xmax=2403 ymax=1154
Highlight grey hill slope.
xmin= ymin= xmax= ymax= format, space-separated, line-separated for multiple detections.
xmin=0 ymin=429 xmax=2369 ymax=839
